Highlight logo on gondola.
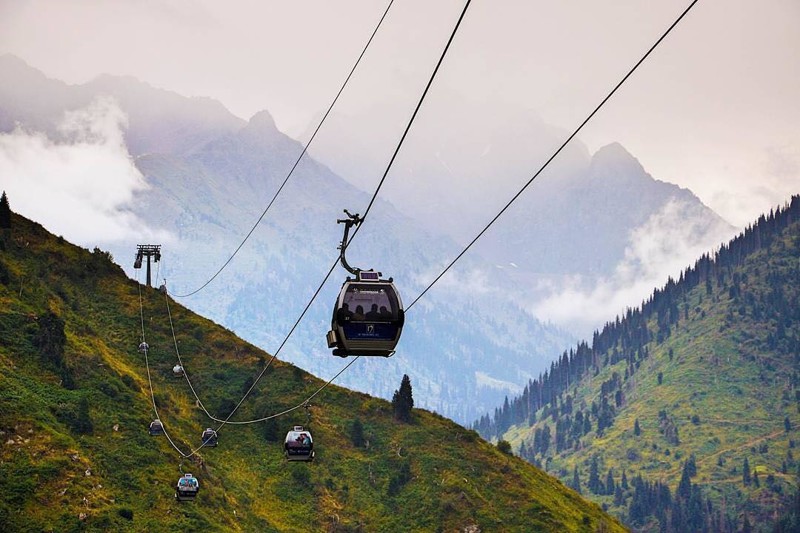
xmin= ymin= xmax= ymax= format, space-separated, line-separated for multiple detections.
xmin=366 ymin=324 xmax=374 ymax=334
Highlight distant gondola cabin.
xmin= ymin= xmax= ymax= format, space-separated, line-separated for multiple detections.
xmin=201 ymin=428 xmax=218 ymax=447
xmin=175 ymin=473 xmax=199 ymax=501
xmin=284 ymin=425 xmax=314 ymax=462
xmin=149 ymin=419 xmax=164 ymax=436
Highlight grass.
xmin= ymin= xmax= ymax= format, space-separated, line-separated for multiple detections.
xmin=0 ymin=213 xmax=624 ymax=532
xmin=502 ymin=225 xmax=800 ymax=527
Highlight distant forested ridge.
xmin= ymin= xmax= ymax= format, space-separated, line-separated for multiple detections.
xmin=475 ymin=195 xmax=800 ymax=531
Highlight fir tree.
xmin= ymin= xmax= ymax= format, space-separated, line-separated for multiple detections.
xmin=392 ymin=374 xmax=414 ymax=422
xmin=743 ymin=457 xmax=751 ymax=486
xmin=0 ymin=191 xmax=10 ymax=229
xmin=678 ymin=461 xmax=692 ymax=500
xmin=74 ymin=396 xmax=94 ymax=434
xmin=742 ymin=512 xmax=752 ymax=533
xmin=634 ymin=418 xmax=641 ymax=436
xmin=605 ymin=468 xmax=616 ymax=496
xmin=588 ymin=456 xmax=603 ymax=495
xmin=571 ymin=466 xmax=582 ymax=494
xmin=350 ymin=418 xmax=365 ymax=447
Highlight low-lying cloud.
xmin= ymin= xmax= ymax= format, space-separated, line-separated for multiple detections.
xmin=531 ymin=198 xmax=739 ymax=337
xmin=0 ymin=97 xmax=170 ymax=246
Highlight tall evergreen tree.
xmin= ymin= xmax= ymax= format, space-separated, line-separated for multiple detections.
xmin=392 ymin=374 xmax=414 ymax=423
xmin=350 ymin=418 xmax=365 ymax=447
xmin=571 ymin=466 xmax=582 ymax=494
xmin=678 ymin=461 xmax=692 ymax=500
xmin=588 ymin=456 xmax=603 ymax=495
xmin=743 ymin=457 xmax=751 ymax=486
xmin=605 ymin=468 xmax=616 ymax=496
xmin=0 ymin=191 xmax=10 ymax=229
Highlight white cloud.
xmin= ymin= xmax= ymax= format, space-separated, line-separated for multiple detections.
xmin=531 ymin=199 xmax=739 ymax=337
xmin=0 ymin=97 xmax=171 ymax=246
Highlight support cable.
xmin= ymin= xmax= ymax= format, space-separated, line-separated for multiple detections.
xmin=406 ymin=0 xmax=700 ymax=311
xmin=137 ymin=271 xmax=208 ymax=458
xmin=173 ymin=0 xmax=395 ymax=299
xmin=158 ymin=0 xmax=474 ymax=428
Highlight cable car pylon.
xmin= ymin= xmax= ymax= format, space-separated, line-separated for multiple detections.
xmin=326 ymin=210 xmax=404 ymax=357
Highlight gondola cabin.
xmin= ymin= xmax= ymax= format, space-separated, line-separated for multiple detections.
xmin=201 ymin=428 xmax=218 ymax=447
xmin=148 ymin=419 xmax=164 ymax=436
xmin=172 ymin=364 xmax=184 ymax=377
xmin=138 ymin=342 xmax=149 ymax=353
xmin=175 ymin=473 xmax=199 ymax=501
xmin=284 ymin=426 xmax=314 ymax=462
xmin=327 ymin=270 xmax=404 ymax=357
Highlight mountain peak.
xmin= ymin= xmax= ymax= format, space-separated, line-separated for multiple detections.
xmin=246 ymin=109 xmax=278 ymax=132
xmin=237 ymin=109 xmax=283 ymax=146
xmin=590 ymin=142 xmax=645 ymax=176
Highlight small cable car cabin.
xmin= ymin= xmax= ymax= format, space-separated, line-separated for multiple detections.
xmin=175 ymin=473 xmax=199 ymax=501
xmin=138 ymin=342 xmax=149 ymax=353
xmin=148 ymin=419 xmax=164 ymax=436
xmin=172 ymin=364 xmax=184 ymax=377
xmin=327 ymin=270 xmax=404 ymax=357
xmin=284 ymin=426 xmax=314 ymax=462
xmin=201 ymin=428 xmax=218 ymax=447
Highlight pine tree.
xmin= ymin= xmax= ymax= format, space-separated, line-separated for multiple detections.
xmin=678 ymin=461 xmax=692 ymax=500
xmin=742 ymin=512 xmax=752 ymax=533
xmin=571 ymin=466 xmax=582 ymax=494
xmin=350 ymin=418 xmax=365 ymax=447
xmin=634 ymin=418 xmax=641 ymax=436
xmin=605 ymin=468 xmax=616 ymax=496
xmin=588 ymin=456 xmax=603 ymax=495
xmin=0 ymin=191 xmax=10 ymax=229
xmin=74 ymin=396 xmax=94 ymax=434
xmin=686 ymin=454 xmax=697 ymax=477
xmin=743 ymin=457 xmax=751 ymax=486
xmin=392 ymin=374 xmax=414 ymax=423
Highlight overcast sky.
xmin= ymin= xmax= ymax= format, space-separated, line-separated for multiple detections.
xmin=0 ymin=0 xmax=798 ymax=228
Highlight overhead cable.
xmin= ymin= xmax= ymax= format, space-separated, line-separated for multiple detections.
xmin=162 ymin=0 xmax=474 ymax=428
xmin=173 ymin=0 xmax=395 ymax=298
xmin=406 ymin=0 xmax=701 ymax=311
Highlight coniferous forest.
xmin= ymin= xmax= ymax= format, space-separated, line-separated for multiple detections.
xmin=475 ymin=196 xmax=800 ymax=532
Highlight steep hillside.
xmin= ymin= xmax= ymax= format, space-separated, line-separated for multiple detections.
xmin=0 ymin=209 xmax=623 ymax=532
xmin=476 ymin=197 xmax=800 ymax=531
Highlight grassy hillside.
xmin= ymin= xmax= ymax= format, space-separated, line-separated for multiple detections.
xmin=483 ymin=198 xmax=800 ymax=531
xmin=0 ymin=209 xmax=624 ymax=532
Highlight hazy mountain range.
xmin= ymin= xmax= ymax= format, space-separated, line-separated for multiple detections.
xmin=0 ymin=54 xmax=735 ymax=423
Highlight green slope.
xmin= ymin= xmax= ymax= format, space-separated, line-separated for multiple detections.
xmin=487 ymin=198 xmax=800 ymax=530
xmin=0 ymin=210 xmax=624 ymax=532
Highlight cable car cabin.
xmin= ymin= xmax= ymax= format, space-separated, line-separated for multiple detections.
xmin=284 ymin=426 xmax=314 ymax=462
xmin=327 ymin=271 xmax=404 ymax=357
xmin=138 ymin=342 xmax=149 ymax=353
xmin=175 ymin=473 xmax=199 ymax=501
xmin=172 ymin=364 xmax=184 ymax=377
xmin=201 ymin=428 xmax=218 ymax=447
xmin=149 ymin=419 xmax=164 ymax=436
